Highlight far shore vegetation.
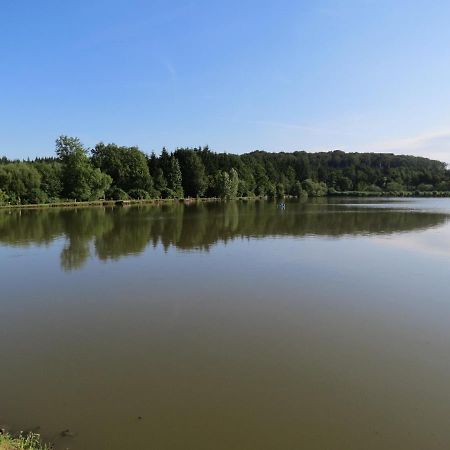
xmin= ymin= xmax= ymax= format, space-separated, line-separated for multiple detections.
xmin=1 ymin=136 xmax=450 ymax=207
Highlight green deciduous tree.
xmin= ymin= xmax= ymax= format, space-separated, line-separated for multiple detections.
xmin=56 ymin=136 xmax=111 ymax=201
xmin=301 ymin=179 xmax=328 ymax=197
xmin=209 ymin=168 xmax=239 ymax=199
xmin=34 ymin=161 xmax=63 ymax=199
xmin=0 ymin=163 xmax=43 ymax=204
xmin=92 ymin=142 xmax=153 ymax=195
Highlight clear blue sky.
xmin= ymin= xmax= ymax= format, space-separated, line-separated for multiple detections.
xmin=1 ymin=0 xmax=450 ymax=162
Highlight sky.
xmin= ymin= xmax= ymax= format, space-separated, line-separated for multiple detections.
xmin=1 ymin=0 xmax=450 ymax=162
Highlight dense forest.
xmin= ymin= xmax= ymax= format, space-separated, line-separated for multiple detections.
xmin=1 ymin=135 xmax=449 ymax=205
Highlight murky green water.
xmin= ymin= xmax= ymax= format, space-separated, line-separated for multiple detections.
xmin=1 ymin=198 xmax=450 ymax=450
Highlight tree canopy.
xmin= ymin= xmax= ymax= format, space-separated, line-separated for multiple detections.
xmin=0 ymin=136 xmax=449 ymax=205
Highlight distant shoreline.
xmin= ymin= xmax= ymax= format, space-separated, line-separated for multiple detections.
xmin=1 ymin=191 xmax=450 ymax=210
xmin=0 ymin=196 xmax=218 ymax=210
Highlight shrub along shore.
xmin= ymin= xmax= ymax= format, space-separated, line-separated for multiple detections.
xmin=1 ymin=135 xmax=450 ymax=207
xmin=0 ymin=432 xmax=50 ymax=450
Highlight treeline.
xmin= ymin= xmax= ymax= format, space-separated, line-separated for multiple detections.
xmin=1 ymin=135 xmax=449 ymax=205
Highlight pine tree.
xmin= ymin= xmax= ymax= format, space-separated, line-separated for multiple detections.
xmin=160 ymin=147 xmax=171 ymax=177
xmin=167 ymin=156 xmax=184 ymax=198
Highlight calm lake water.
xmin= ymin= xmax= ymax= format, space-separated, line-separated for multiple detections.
xmin=1 ymin=198 xmax=450 ymax=450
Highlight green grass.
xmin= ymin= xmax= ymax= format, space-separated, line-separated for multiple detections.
xmin=0 ymin=432 xmax=50 ymax=450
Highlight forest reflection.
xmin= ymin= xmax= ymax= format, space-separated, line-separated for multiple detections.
xmin=0 ymin=199 xmax=448 ymax=271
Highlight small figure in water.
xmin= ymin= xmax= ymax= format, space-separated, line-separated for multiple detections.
xmin=278 ymin=202 xmax=286 ymax=209
xmin=60 ymin=429 xmax=76 ymax=437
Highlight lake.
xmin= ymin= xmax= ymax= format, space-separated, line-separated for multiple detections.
xmin=1 ymin=197 xmax=450 ymax=450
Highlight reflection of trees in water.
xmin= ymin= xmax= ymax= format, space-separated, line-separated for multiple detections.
xmin=59 ymin=208 xmax=114 ymax=271
xmin=0 ymin=208 xmax=64 ymax=246
xmin=0 ymin=200 xmax=448 ymax=271
xmin=94 ymin=204 xmax=184 ymax=259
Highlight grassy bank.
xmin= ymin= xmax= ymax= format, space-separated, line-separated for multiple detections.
xmin=0 ymin=432 xmax=50 ymax=450
xmin=0 ymin=196 xmax=224 ymax=210
xmin=0 ymin=195 xmax=293 ymax=210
